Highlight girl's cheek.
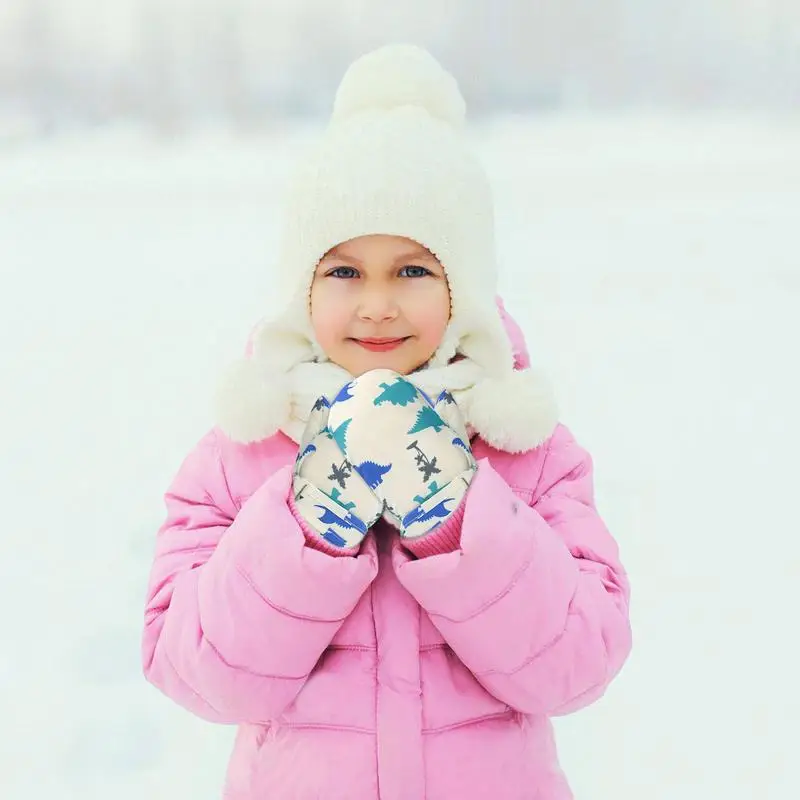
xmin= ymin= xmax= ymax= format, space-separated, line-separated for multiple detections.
xmin=320 ymin=278 xmax=355 ymax=299
xmin=405 ymin=281 xmax=450 ymax=313
xmin=312 ymin=279 xmax=347 ymax=314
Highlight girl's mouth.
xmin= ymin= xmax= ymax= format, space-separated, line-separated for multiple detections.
xmin=351 ymin=337 xmax=409 ymax=352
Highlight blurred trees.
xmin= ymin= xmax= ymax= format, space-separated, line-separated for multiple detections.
xmin=0 ymin=0 xmax=797 ymax=136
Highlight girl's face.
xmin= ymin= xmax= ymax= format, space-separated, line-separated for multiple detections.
xmin=310 ymin=234 xmax=451 ymax=376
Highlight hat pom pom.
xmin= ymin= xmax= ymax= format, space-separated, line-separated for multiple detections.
xmin=331 ymin=43 xmax=466 ymax=129
xmin=464 ymin=369 xmax=559 ymax=454
xmin=215 ymin=357 xmax=291 ymax=444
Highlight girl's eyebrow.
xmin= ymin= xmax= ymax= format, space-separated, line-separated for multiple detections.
xmin=322 ymin=247 xmax=362 ymax=264
xmin=320 ymin=247 xmax=438 ymax=266
xmin=392 ymin=249 xmax=437 ymax=264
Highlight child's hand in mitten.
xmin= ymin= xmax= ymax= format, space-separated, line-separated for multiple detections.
xmin=326 ymin=369 xmax=477 ymax=540
xmin=292 ymin=392 xmax=384 ymax=550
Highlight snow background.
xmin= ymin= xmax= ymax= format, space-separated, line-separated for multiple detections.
xmin=1 ymin=110 xmax=799 ymax=798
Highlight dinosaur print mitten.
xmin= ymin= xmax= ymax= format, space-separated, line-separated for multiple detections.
xmin=292 ymin=394 xmax=384 ymax=550
xmin=326 ymin=369 xmax=477 ymax=540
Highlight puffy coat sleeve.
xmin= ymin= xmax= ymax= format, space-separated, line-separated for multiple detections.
xmin=393 ymin=424 xmax=631 ymax=716
xmin=141 ymin=430 xmax=378 ymax=724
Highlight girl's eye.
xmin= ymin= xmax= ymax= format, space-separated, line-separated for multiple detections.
xmin=399 ymin=265 xmax=432 ymax=278
xmin=328 ymin=266 xmax=358 ymax=279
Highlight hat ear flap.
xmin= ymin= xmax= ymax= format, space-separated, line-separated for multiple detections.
xmin=425 ymin=317 xmax=461 ymax=368
xmin=435 ymin=302 xmax=558 ymax=453
xmin=427 ymin=299 xmax=514 ymax=371
xmin=456 ymin=305 xmax=516 ymax=376
xmin=462 ymin=368 xmax=558 ymax=453
xmin=215 ymin=320 xmax=314 ymax=444
xmin=252 ymin=317 xmax=314 ymax=369
xmin=214 ymin=356 xmax=292 ymax=445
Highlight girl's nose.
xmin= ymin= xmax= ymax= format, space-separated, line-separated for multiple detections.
xmin=356 ymin=287 xmax=399 ymax=322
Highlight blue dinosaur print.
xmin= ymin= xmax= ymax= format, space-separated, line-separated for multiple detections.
xmin=452 ymin=436 xmax=470 ymax=452
xmin=436 ymin=390 xmax=456 ymax=405
xmin=373 ymin=378 xmax=418 ymax=407
xmin=315 ymin=504 xmax=367 ymax=533
xmin=334 ymin=381 xmax=355 ymax=403
xmin=330 ymin=418 xmax=351 ymax=452
xmin=353 ymin=460 xmax=392 ymax=489
xmin=321 ymin=527 xmax=347 ymax=548
xmin=313 ymin=396 xmax=331 ymax=411
xmin=402 ymin=497 xmax=454 ymax=528
xmin=298 ymin=442 xmax=316 ymax=461
xmin=417 ymin=387 xmax=435 ymax=406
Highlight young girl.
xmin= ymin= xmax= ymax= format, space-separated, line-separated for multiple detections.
xmin=142 ymin=45 xmax=632 ymax=800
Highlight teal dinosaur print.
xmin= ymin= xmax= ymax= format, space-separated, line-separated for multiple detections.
xmin=413 ymin=480 xmax=441 ymax=505
xmin=328 ymin=487 xmax=356 ymax=511
xmin=407 ymin=405 xmax=446 ymax=434
xmin=330 ymin=418 xmax=351 ymax=452
xmin=373 ymin=378 xmax=418 ymax=407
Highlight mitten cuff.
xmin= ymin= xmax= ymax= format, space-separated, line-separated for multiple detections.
xmin=287 ymin=488 xmax=362 ymax=558
xmin=402 ymin=495 xmax=466 ymax=557
xmin=399 ymin=466 xmax=475 ymax=540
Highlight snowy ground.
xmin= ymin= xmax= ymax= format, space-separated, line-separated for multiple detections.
xmin=1 ymin=111 xmax=799 ymax=799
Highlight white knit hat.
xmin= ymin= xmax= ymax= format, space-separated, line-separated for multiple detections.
xmin=215 ymin=44 xmax=558 ymax=452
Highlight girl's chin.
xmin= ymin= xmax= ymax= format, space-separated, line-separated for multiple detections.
xmin=329 ymin=341 xmax=433 ymax=376
xmin=356 ymin=357 xmax=433 ymax=377
xmin=343 ymin=354 xmax=411 ymax=376
xmin=354 ymin=360 xmax=408 ymax=375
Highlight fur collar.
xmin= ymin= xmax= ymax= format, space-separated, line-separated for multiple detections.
xmin=215 ymin=339 xmax=558 ymax=454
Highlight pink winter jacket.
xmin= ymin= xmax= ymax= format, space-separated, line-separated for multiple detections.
xmin=142 ymin=305 xmax=632 ymax=800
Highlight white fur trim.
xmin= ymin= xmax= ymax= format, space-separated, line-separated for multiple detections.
xmin=214 ymin=357 xmax=292 ymax=445
xmin=215 ymin=348 xmax=558 ymax=454
xmin=456 ymin=304 xmax=516 ymax=376
xmin=252 ymin=320 xmax=315 ymax=369
xmin=462 ymin=368 xmax=559 ymax=453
